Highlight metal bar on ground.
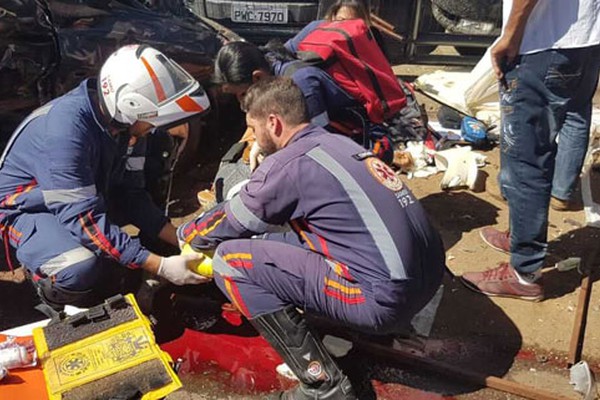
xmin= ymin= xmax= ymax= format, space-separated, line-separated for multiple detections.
xmin=355 ymin=340 xmax=575 ymax=400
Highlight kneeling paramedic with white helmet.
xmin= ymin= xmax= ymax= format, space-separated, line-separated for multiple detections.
xmin=178 ymin=77 xmax=445 ymax=400
xmin=0 ymin=45 xmax=211 ymax=310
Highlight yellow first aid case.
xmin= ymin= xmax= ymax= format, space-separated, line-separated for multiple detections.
xmin=32 ymin=294 xmax=181 ymax=400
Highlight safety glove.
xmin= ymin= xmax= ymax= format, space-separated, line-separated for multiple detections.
xmin=157 ymin=253 xmax=209 ymax=285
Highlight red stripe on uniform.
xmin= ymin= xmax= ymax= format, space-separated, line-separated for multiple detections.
xmin=176 ymin=95 xmax=204 ymax=112
xmin=79 ymin=211 xmax=121 ymax=260
xmin=316 ymin=235 xmax=330 ymax=258
xmin=140 ymin=56 xmax=167 ymax=102
xmin=193 ymin=211 xmax=225 ymax=233
xmin=324 ymin=287 xmax=366 ymax=305
xmin=228 ymin=259 xmax=253 ymax=269
xmin=85 ymin=211 xmax=121 ymax=259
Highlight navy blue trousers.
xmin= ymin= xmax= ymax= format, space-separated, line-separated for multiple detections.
xmin=212 ymin=237 xmax=442 ymax=334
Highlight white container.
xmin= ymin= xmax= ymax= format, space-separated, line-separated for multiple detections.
xmin=0 ymin=345 xmax=33 ymax=370
xmin=581 ymin=110 xmax=600 ymax=227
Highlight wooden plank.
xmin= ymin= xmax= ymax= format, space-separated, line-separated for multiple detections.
xmin=355 ymin=340 xmax=575 ymax=400
xmin=566 ymin=246 xmax=598 ymax=366
xmin=370 ymin=13 xmax=395 ymax=31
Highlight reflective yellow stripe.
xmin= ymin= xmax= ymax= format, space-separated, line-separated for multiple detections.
xmin=290 ymin=220 xmax=316 ymax=251
xmin=224 ymin=279 xmax=244 ymax=314
xmin=324 ymin=277 xmax=362 ymax=295
xmin=6 ymin=183 xmax=36 ymax=206
xmin=223 ymin=253 xmax=253 ymax=261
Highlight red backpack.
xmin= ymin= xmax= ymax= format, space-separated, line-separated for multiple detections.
xmin=296 ymin=19 xmax=406 ymax=124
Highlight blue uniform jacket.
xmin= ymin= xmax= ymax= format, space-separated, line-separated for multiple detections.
xmin=272 ymin=59 xmax=358 ymax=128
xmin=179 ymin=125 xmax=445 ymax=303
xmin=0 ymin=79 xmax=167 ymax=268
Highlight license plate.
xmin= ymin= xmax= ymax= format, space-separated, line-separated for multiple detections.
xmin=231 ymin=2 xmax=288 ymax=24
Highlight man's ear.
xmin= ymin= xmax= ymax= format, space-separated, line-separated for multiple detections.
xmin=266 ymin=113 xmax=282 ymax=136
xmin=252 ymin=69 xmax=269 ymax=83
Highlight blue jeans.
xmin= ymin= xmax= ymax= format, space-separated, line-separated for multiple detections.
xmin=500 ymin=45 xmax=600 ymax=274
xmin=552 ymin=47 xmax=600 ymax=200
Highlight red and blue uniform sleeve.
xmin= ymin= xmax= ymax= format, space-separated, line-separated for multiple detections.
xmin=178 ymin=157 xmax=298 ymax=251
xmin=36 ymin=125 xmax=149 ymax=269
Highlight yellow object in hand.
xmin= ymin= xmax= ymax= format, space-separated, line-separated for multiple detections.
xmin=181 ymin=244 xmax=214 ymax=277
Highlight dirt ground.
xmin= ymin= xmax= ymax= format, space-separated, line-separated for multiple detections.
xmin=1 ymin=53 xmax=599 ymax=399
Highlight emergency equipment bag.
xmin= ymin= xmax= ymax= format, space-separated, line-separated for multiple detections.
xmin=295 ymin=19 xmax=406 ymax=124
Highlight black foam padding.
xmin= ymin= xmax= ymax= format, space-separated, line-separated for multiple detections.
xmin=44 ymin=304 xmax=137 ymax=351
xmin=62 ymin=359 xmax=172 ymax=400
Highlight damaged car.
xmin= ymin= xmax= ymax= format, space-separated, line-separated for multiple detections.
xmin=186 ymin=0 xmax=500 ymax=64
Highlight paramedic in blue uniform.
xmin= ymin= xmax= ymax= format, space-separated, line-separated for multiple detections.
xmin=178 ymin=77 xmax=445 ymax=400
xmin=213 ymin=40 xmax=394 ymax=163
xmin=0 ymin=45 xmax=209 ymax=309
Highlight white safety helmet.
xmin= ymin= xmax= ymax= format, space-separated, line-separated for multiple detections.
xmin=98 ymin=44 xmax=210 ymax=128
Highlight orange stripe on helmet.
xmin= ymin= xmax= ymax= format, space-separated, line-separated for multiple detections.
xmin=140 ymin=56 xmax=167 ymax=102
xmin=176 ymin=95 xmax=204 ymax=113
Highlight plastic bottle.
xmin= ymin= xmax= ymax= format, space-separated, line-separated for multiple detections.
xmin=181 ymin=244 xmax=214 ymax=277
xmin=0 ymin=344 xmax=34 ymax=370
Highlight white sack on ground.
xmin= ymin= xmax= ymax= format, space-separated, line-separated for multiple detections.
xmin=582 ymin=108 xmax=600 ymax=227
xmin=413 ymin=48 xmax=500 ymax=129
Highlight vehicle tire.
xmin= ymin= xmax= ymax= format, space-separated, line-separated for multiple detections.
xmin=431 ymin=0 xmax=501 ymax=23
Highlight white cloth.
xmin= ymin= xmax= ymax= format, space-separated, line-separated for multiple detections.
xmin=503 ymin=0 xmax=600 ymax=55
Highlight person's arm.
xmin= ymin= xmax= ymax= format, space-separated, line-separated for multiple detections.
xmin=291 ymin=69 xmax=330 ymax=127
xmin=178 ymin=157 xmax=298 ymax=250
xmin=491 ymin=0 xmax=539 ymax=79
xmin=38 ymin=124 xmax=204 ymax=285
xmin=38 ymin=127 xmax=152 ymax=269
xmin=158 ymin=222 xmax=179 ymax=247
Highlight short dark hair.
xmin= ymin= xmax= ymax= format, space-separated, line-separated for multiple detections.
xmin=325 ymin=0 xmax=371 ymax=24
xmin=242 ymin=77 xmax=309 ymax=126
xmin=213 ymin=41 xmax=270 ymax=85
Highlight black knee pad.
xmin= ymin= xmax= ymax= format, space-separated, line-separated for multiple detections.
xmin=36 ymin=278 xmax=99 ymax=310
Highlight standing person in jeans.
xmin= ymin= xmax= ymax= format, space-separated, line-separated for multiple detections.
xmin=460 ymin=0 xmax=600 ymax=301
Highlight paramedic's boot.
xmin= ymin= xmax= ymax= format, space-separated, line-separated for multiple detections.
xmin=251 ymin=306 xmax=356 ymax=400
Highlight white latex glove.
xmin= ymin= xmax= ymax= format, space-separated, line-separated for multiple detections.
xmin=157 ymin=254 xmax=208 ymax=285
xmin=249 ymin=141 xmax=265 ymax=172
